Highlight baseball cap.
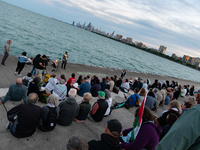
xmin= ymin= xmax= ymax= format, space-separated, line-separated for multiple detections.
xmin=98 ymin=91 xmax=105 ymax=97
xmin=107 ymin=119 xmax=122 ymax=137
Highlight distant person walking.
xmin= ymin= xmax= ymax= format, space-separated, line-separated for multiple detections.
xmin=1 ymin=39 xmax=12 ymax=66
xmin=61 ymin=51 xmax=68 ymax=69
xmin=120 ymin=69 xmax=126 ymax=79
xmin=14 ymin=52 xmax=29 ymax=76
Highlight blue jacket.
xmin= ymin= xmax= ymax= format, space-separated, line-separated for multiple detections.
xmin=127 ymin=94 xmax=139 ymax=107
xmin=78 ymin=82 xmax=91 ymax=97
xmin=18 ymin=55 xmax=29 ymax=63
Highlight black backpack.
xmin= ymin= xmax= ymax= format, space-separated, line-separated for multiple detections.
xmin=43 ymin=106 xmax=57 ymax=130
xmin=22 ymin=78 xmax=29 ymax=87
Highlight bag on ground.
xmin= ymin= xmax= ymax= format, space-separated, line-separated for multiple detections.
xmin=43 ymin=106 xmax=57 ymax=130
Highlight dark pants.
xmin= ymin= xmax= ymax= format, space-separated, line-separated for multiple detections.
xmin=61 ymin=60 xmax=67 ymax=69
xmin=15 ymin=61 xmax=25 ymax=74
xmin=1 ymin=53 xmax=9 ymax=65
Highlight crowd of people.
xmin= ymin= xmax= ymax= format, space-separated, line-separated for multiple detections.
xmin=1 ymin=47 xmax=200 ymax=149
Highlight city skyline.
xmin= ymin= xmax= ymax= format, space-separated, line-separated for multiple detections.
xmin=2 ymin=0 xmax=200 ymax=57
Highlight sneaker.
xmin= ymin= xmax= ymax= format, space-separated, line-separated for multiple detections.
xmin=6 ymin=121 xmax=10 ymax=130
xmin=17 ymin=74 xmax=21 ymax=76
xmin=14 ymin=72 xmax=17 ymax=75
xmin=1 ymin=63 xmax=5 ymax=67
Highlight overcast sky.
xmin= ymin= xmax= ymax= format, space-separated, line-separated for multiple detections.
xmin=2 ymin=0 xmax=200 ymax=57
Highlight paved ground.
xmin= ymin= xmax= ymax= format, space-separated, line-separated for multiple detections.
xmin=0 ymin=55 xmax=199 ymax=150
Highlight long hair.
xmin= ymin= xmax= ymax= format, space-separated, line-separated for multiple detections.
xmin=135 ymin=106 xmax=155 ymax=123
xmin=169 ymin=100 xmax=182 ymax=114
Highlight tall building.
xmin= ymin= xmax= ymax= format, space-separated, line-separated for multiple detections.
xmin=158 ymin=45 xmax=167 ymax=54
xmin=192 ymin=58 xmax=200 ymax=66
xmin=182 ymin=55 xmax=190 ymax=63
xmin=126 ymin=37 xmax=132 ymax=44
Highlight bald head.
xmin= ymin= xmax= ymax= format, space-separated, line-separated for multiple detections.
xmin=16 ymin=78 xmax=22 ymax=85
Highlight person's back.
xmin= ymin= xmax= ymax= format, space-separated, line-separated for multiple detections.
xmin=45 ymin=74 xmax=57 ymax=91
xmin=91 ymin=83 xmax=101 ymax=97
xmin=79 ymin=80 xmax=91 ymax=97
xmin=145 ymin=95 xmax=156 ymax=110
xmin=115 ymin=79 xmax=122 ymax=87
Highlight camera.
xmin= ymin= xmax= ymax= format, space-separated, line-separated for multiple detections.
xmin=44 ymin=56 xmax=50 ymax=66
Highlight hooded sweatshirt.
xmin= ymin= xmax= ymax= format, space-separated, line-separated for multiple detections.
xmin=120 ymin=122 xmax=162 ymax=150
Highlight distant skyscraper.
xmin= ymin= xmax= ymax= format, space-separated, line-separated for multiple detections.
xmin=111 ymin=31 xmax=115 ymax=37
xmin=158 ymin=45 xmax=167 ymax=54
xmin=72 ymin=21 xmax=75 ymax=26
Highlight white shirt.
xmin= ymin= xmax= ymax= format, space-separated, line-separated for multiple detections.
xmin=45 ymin=77 xmax=58 ymax=91
xmin=104 ymin=97 xmax=112 ymax=116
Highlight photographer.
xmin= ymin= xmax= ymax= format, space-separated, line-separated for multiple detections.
xmin=61 ymin=51 xmax=68 ymax=69
xmin=35 ymin=55 xmax=47 ymax=77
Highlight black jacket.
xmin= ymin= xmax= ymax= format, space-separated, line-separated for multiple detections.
xmin=75 ymin=101 xmax=91 ymax=121
xmin=88 ymin=133 xmax=121 ymax=150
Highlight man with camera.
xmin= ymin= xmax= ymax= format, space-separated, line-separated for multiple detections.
xmin=61 ymin=51 xmax=68 ymax=70
xmin=35 ymin=55 xmax=47 ymax=77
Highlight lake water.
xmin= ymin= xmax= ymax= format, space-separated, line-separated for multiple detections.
xmin=0 ymin=1 xmax=199 ymax=82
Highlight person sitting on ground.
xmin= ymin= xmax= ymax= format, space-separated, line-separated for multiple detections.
xmin=181 ymin=85 xmax=187 ymax=97
xmin=27 ymin=77 xmax=46 ymax=97
xmin=119 ymin=79 xmax=130 ymax=93
xmin=181 ymin=101 xmax=193 ymax=114
xmin=145 ymin=90 xmax=156 ymax=110
xmin=156 ymin=89 xmax=165 ymax=107
xmin=159 ymin=113 xmax=178 ymax=140
xmin=6 ymin=93 xmax=42 ymax=138
xmin=170 ymin=80 xmax=176 ymax=88
xmin=57 ymin=74 xmax=66 ymax=85
xmin=115 ymin=77 xmax=122 ymax=87
xmin=22 ymin=72 xmax=33 ymax=88
xmin=66 ymin=73 xmax=76 ymax=93
xmin=109 ymin=77 xmax=115 ymax=92
xmin=162 ymin=80 xmax=167 ymax=89
xmin=100 ymin=78 xmax=107 ymax=91
xmin=113 ymin=75 xmax=117 ymax=84
xmin=67 ymin=135 xmax=88 ymax=150
xmin=37 ymin=74 xmax=43 ymax=89
xmin=186 ymin=96 xmax=196 ymax=106
xmin=142 ymin=80 xmax=148 ymax=91
xmin=104 ymin=89 xmax=112 ymax=116
xmin=44 ymin=74 xmax=57 ymax=92
xmin=57 ymin=88 xmax=79 ymax=126
xmin=53 ymin=79 xmax=67 ymax=101
xmin=130 ymin=78 xmax=139 ymax=91
xmin=87 ymin=75 xmax=91 ymax=84
xmin=78 ymin=77 xmax=91 ymax=97
xmin=129 ymin=77 xmax=133 ymax=87
xmin=74 ymin=93 xmax=92 ymax=122
xmin=147 ymin=79 xmax=152 ymax=89
xmin=88 ymin=91 xmax=108 ymax=122
xmin=120 ymin=106 xmax=162 ymax=150
xmin=190 ymin=85 xmax=194 ymax=96
xmin=91 ymin=78 xmax=101 ymax=97
xmin=90 ymin=75 xmax=98 ymax=86
xmin=88 ymin=119 xmax=122 ymax=150
xmin=0 ymin=78 xmax=27 ymax=105
xmin=138 ymin=79 xmax=143 ymax=90
xmin=38 ymin=94 xmax=59 ymax=132
xmin=155 ymin=103 xmax=200 ymax=150
xmin=165 ymin=92 xmax=171 ymax=105
xmin=157 ymin=100 xmax=181 ymax=127
xmin=168 ymin=87 xmax=174 ymax=101
xmin=173 ymin=86 xmax=181 ymax=100
xmin=76 ymin=75 xmax=83 ymax=86
xmin=196 ymin=93 xmax=200 ymax=102
xmin=151 ymin=79 xmax=159 ymax=89
xmin=138 ymin=88 xmax=146 ymax=106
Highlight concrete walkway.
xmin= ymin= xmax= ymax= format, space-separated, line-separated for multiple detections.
xmin=0 ymin=55 xmax=198 ymax=150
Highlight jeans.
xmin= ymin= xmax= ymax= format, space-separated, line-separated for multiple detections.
xmin=31 ymin=65 xmax=36 ymax=76
xmin=15 ymin=61 xmax=25 ymax=74
xmin=61 ymin=60 xmax=67 ymax=69
xmin=1 ymin=53 xmax=9 ymax=65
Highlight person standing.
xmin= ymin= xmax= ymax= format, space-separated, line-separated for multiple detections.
xmin=61 ymin=51 xmax=68 ymax=69
xmin=35 ymin=55 xmax=47 ymax=77
xmin=14 ymin=52 xmax=29 ymax=76
xmin=120 ymin=69 xmax=126 ymax=79
xmin=1 ymin=39 xmax=12 ymax=66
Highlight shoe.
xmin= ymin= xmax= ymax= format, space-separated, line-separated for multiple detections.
xmin=1 ymin=63 xmax=5 ymax=67
xmin=17 ymin=74 xmax=21 ymax=76
xmin=14 ymin=72 xmax=17 ymax=75
xmin=6 ymin=121 xmax=10 ymax=130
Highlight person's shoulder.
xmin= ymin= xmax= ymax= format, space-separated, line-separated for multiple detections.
xmin=88 ymin=140 xmax=101 ymax=150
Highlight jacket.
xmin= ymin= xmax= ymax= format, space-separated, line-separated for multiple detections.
xmin=127 ymin=94 xmax=139 ymax=107
xmin=4 ymin=40 xmax=11 ymax=54
xmin=120 ymin=122 xmax=162 ymax=150
xmin=75 ymin=101 xmax=91 ymax=121
xmin=91 ymin=83 xmax=101 ymax=97
xmin=57 ymin=97 xmax=79 ymax=126
xmin=88 ymin=133 xmax=121 ymax=150
xmin=18 ymin=55 xmax=29 ymax=63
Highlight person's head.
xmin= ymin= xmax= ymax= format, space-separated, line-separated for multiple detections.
xmin=182 ymin=101 xmax=193 ymax=109
xmin=87 ymin=75 xmax=90 ymax=79
xmin=135 ymin=106 xmax=155 ymax=123
xmin=184 ymin=85 xmax=187 ymax=89
xmin=36 ymin=54 xmax=41 ymax=58
xmin=60 ymin=74 xmax=66 ymax=81
xmin=33 ymin=77 xmax=41 ymax=85
xmin=147 ymin=91 xmax=155 ymax=97
xmin=125 ymin=79 xmax=129 ymax=82
xmin=16 ymin=78 xmax=22 ymax=85
xmin=119 ymin=77 xmax=122 ymax=80
xmin=52 ymin=74 xmax=56 ymax=78
xmin=98 ymin=91 xmax=105 ymax=99
xmin=8 ymin=39 xmax=12 ymax=44
xmin=78 ymin=75 xmax=82 ymax=81
xmin=96 ymin=79 xmax=100 ymax=84
xmin=104 ymin=89 xmax=111 ymax=99
xmin=60 ymin=79 xmax=65 ymax=84
xmin=114 ymin=75 xmax=117 ymax=79
xmin=105 ymin=119 xmax=122 ymax=138
xmin=191 ymin=85 xmax=194 ymax=89
xmin=143 ymin=80 xmax=146 ymax=83
xmin=134 ymin=88 xmax=139 ymax=94
xmin=83 ymin=93 xmax=92 ymax=102
xmin=139 ymin=88 xmax=146 ymax=96
xmin=102 ymin=78 xmax=106 ymax=83
xmin=66 ymin=135 xmax=88 ymax=150
xmin=169 ymin=100 xmax=182 ymax=114
xmin=186 ymin=96 xmax=196 ymax=106
xmin=22 ymin=52 xmax=27 ymax=56
xmin=27 ymin=72 xmax=32 ymax=77
xmin=65 ymin=51 xmax=68 ymax=54
xmin=37 ymin=74 xmax=42 ymax=81
xmin=166 ymin=113 xmax=178 ymax=126
xmin=166 ymin=92 xmax=170 ymax=95
xmin=155 ymin=79 xmax=158 ymax=83
xmin=134 ymin=77 xmax=138 ymax=81
xmin=47 ymin=94 xmax=59 ymax=106
xmin=68 ymin=88 xmax=77 ymax=98
xmin=71 ymin=73 xmax=75 ymax=78
xmin=83 ymin=77 xmax=88 ymax=82
xmin=110 ymin=77 xmax=114 ymax=81
xmin=27 ymin=93 xmax=39 ymax=104
xmin=153 ymin=88 xmax=158 ymax=93
xmin=42 ymin=55 xmax=47 ymax=60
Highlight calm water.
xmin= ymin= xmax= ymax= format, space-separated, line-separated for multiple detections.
xmin=0 ymin=1 xmax=199 ymax=82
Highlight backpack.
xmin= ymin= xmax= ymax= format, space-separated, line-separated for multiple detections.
xmin=22 ymin=78 xmax=29 ymax=87
xmin=43 ymin=106 xmax=57 ymax=130
xmin=135 ymin=95 xmax=139 ymax=107
xmin=44 ymin=74 xmax=51 ymax=83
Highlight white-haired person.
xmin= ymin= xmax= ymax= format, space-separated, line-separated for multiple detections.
xmin=7 ymin=93 xmax=42 ymax=138
xmin=53 ymin=79 xmax=67 ymax=101
xmin=104 ymin=89 xmax=113 ymax=116
xmin=38 ymin=94 xmax=59 ymax=132
xmin=74 ymin=93 xmax=92 ymax=122
xmin=67 ymin=135 xmax=88 ymax=150
xmin=57 ymin=88 xmax=79 ymax=126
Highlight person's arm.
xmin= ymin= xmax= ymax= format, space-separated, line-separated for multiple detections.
xmin=22 ymin=87 xmax=27 ymax=104
xmin=90 ymin=103 xmax=99 ymax=115
xmin=1 ymin=85 xmax=12 ymax=104
xmin=39 ymin=62 xmax=45 ymax=68
xmin=7 ymin=104 xmax=21 ymax=122
xmin=122 ymin=127 xmax=134 ymax=136
xmin=127 ymin=95 xmax=133 ymax=101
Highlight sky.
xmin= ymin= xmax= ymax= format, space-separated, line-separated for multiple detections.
xmin=2 ymin=0 xmax=200 ymax=57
